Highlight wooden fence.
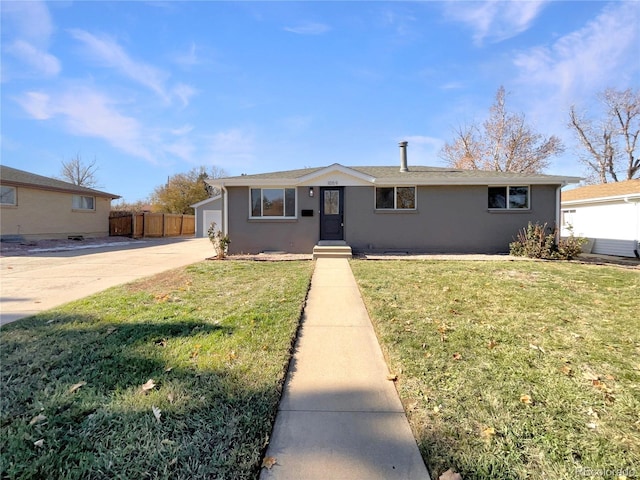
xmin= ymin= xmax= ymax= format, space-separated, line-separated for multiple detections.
xmin=109 ymin=213 xmax=195 ymax=238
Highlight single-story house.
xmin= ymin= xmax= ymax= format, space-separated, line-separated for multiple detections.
xmin=561 ymin=179 xmax=640 ymax=258
xmin=0 ymin=165 xmax=120 ymax=241
xmin=191 ymin=194 xmax=222 ymax=238
xmin=206 ymin=142 xmax=581 ymax=256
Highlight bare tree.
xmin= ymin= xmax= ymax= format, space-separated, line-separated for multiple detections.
xmin=440 ymin=86 xmax=564 ymax=173
xmin=60 ymin=154 xmax=100 ymax=188
xmin=568 ymin=87 xmax=639 ymax=183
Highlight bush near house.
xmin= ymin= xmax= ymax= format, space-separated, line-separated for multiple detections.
xmin=510 ymin=222 xmax=586 ymax=260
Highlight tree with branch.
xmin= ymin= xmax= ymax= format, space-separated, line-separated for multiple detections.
xmin=149 ymin=166 xmax=227 ymax=214
xmin=59 ymin=154 xmax=100 ymax=188
xmin=440 ymin=86 xmax=564 ymax=173
xmin=568 ymin=87 xmax=639 ymax=183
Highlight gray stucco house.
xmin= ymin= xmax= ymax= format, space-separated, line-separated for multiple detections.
xmin=207 ymin=142 xmax=580 ymax=256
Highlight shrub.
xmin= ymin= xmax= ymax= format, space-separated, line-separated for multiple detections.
xmin=207 ymin=222 xmax=230 ymax=259
xmin=509 ymin=222 xmax=586 ymax=260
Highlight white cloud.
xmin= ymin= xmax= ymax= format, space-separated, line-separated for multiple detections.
xmin=174 ymin=42 xmax=200 ymax=67
xmin=17 ymin=87 xmax=154 ymax=162
xmin=205 ymin=129 xmax=256 ymax=168
xmin=284 ymin=22 xmax=330 ymax=35
xmin=5 ymin=40 xmax=61 ymax=77
xmin=513 ymin=2 xmax=640 ymax=97
xmin=68 ymin=29 xmax=170 ymax=101
xmin=1 ymin=1 xmax=54 ymax=47
xmin=444 ymin=0 xmax=548 ymax=45
xmin=172 ymin=83 xmax=198 ymax=107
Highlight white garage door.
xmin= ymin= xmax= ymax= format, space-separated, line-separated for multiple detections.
xmin=202 ymin=210 xmax=222 ymax=238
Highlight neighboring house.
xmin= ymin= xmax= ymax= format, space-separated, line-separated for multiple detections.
xmin=206 ymin=142 xmax=580 ymax=256
xmin=0 ymin=165 xmax=120 ymax=241
xmin=561 ymin=179 xmax=640 ymax=258
xmin=191 ymin=194 xmax=222 ymax=238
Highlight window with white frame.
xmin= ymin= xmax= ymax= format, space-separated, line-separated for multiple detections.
xmin=375 ymin=186 xmax=416 ymax=210
xmin=72 ymin=195 xmax=95 ymax=210
xmin=0 ymin=186 xmax=17 ymax=205
xmin=488 ymin=186 xmax=529 ymax=209
xmin=250 ymin=188 xmax=296 ymax=218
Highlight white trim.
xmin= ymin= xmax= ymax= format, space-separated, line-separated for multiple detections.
xmin=562 ymin=193 xmax=640 ymax=206
xmin=374 ymin=185 xmax=417 ymax=210
xmin=190 ymin=194 xmax=222 ymax=209
xmin=487 ymin=185 xmax=531 ymax=210
xmin=0 ymin=185 xmax=17 ymax=206
xmin=248 ymin=187 xmax=298 ymax=219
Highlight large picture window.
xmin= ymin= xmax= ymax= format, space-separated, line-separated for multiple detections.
xmin=250 ymin=188 xmax=296 ymax=218
xmin=72 ymin=195 xmax=95 ymax=210
xmin=375 ymin=186 xmax=416 ymax=210
xmin=0 ymin=186 xmax=16 ymax=205
xmin=488 ymin=186 xmax=529 ymax=209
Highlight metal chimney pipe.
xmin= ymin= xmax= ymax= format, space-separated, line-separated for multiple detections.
xmin=399 ymin=141 xmax=408 ymax=172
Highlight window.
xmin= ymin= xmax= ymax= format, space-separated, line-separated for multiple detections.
xmin=250 ymin=188 xmax=296 ymax=217
xmin=562 ymin=209 xmax=576 ymax=227
xmin=72 ymin=195 xmax=95 ymax=210
xmin=488 ymin=186 xmax=529 ymax=209
xmin=0 ymin=186 xmax=16 ymax=205
xmin=375 ymin=186 xmax=416 ymax=210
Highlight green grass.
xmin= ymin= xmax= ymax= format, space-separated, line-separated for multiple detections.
xmin=0 ymin=260 xmax=314 ymax=480
xmin=350 ymin=260 xmax=640 ymax=480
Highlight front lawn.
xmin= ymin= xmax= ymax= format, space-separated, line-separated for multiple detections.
xmin=0 ymin=260 xmax=314 ymax=480
xmin=351 ymin=260 xmax=640 ymax=480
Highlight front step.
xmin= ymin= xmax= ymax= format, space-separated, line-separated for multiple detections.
xmin=313 ymin=242 xmax=352 ymax=260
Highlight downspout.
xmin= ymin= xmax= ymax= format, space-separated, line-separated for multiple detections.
xmin=555 ymin=184 xmax=563 ymax=244
xmin=221 ymin=185 xmax=229 ymax=238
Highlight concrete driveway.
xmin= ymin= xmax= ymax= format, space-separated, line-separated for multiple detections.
xmin=0 ymin=238 xmax=213 ymax=326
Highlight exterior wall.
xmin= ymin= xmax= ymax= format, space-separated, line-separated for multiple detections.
xmin=225 ymin=183 xmax=559 ymax=254
xmin=0 ymin=186 xmax=112 ymax=240
xmin=227 ymin=186 xmax=319 ymax=254
xmin=345 ymin=185 xmax=558 ymax=254
xmin=194 ymin=197 xmax=223 ymax=237
xmin=561 ymin=200 xmax=640 ymax=257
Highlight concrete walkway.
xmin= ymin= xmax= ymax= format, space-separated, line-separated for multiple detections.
xmin=0 ymin=238 xmax=212 ymax=326
xmin=260 ymin=258 xmax=430 ymax=480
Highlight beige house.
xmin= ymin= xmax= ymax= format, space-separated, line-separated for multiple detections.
xmin=0 ymin=165 xmax=120 ymax=241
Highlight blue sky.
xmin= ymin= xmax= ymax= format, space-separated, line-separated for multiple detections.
xmin=2 ymin=1 xmax=639 ymax=203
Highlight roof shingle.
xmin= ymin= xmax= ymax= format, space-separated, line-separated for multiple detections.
xmin=562 ymin=179 xmax=640 ymax=202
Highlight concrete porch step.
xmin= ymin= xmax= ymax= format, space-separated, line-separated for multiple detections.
xmin=313 ymin=243 xmax=352 ymax=260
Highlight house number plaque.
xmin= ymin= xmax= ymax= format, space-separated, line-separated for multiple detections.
xmin=327 ymin=180 xmax=339 ymax=185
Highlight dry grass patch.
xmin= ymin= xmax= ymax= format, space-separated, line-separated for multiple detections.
xmin=0 ymin=261 xmax=314 ymax=480
xmin=351 ymin=259 xmax=640 ymax=480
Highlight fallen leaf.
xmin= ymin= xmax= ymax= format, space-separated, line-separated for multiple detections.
xmin=586 ymin=407 xmax=598 ymax=419
xmin=586 ymin=422 xmax=597 ymax=429
xmin=439 ymin=468 xmax=463 ymax=480
xmin=141 ymin=379 xmax=156 ymax=392
xmin=433 ymin=405 xmax=441 ymax=413
xmin=29 ymin=414 xmax=47 ymax=425
xmin=442 ymin=286 xmax=450 ymax=293
xmin=106 ymin=327 xmax=117 ymax=335
xmin=561 ymin=365 xmax=573 ymax=376
xmin=487 ymin=340 xmax=498 ymax=349
xmin=33 ymin=439 xmax=44 ymax=448
xmin=481 ymin=426 xmax=496 ymax=438
xmin=152 ymin=405 xmax=161 ymax=422
xmin=452 ymin=353 xmax=462 ymax=360
xmin=164 ymin=366 xmax=173 ymax=373
xmin=582 ymin=369 xmax=600 ymax=381
xmin=167 ymin=393 xmax=175 ymax=404
xmin=386 ymin=373 xmax=398 ymax=381
xmin=261 ymin=456 xmax=277 ymax=469
xmin=69 ymin=381 xmax=86 ymax=393
xmin=520 ymin=394 xmax=533 ymax=405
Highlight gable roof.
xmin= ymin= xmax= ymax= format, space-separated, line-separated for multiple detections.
xmin=562 ymin=179 xmax=640 ymax=204
xmin=207 ymin=163 xmax=581 ymax=187
xmin=0 ymin=165 xmax=120 ymax=199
